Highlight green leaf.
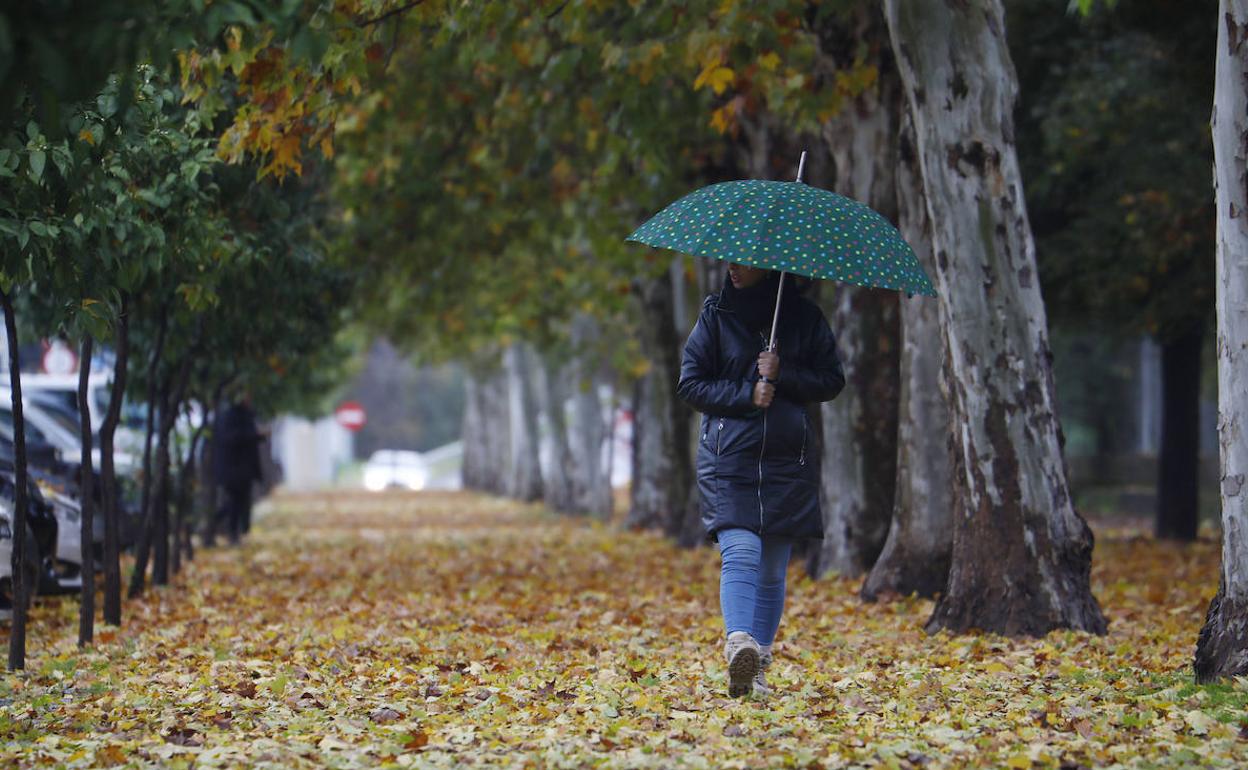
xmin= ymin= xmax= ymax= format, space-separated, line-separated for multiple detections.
xmin=97 ymin=92 xmax=118 ymax=119
xmin=27 ymin=150 xmax=45 ymax=181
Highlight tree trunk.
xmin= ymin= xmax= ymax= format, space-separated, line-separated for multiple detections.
xmin=1157 ymin=324 xmax=1203 ymax=540
xmin=99 ymin=297 xmax=128 ymax=625
xmin=504 ymin=343 xmax=542 ymax=502
xmin=809 ymin=22 xmax=903 ymax=579
xmin=1194 ymin=0 xmax=1248 ymax=683
xmin=151 ymin=421 xmax=171 ymax=586
xmin=863 ymin=112 xmax=954 ymax=601
xmin=536 ymin=348 xmax=577 ymax=513
xmin=461 ymin=364 xmax=510 ymax=495
xmin=135 ymin=300 xmax=168 ymax=571
xmin=884 ymin=0 xmax=1106 ymax=636
xmin=175 ymin=410 xmax=209 ymax=567
xmin=811 ymin=287 xmax=900 ymax=579
xmin=200 ymin=404 xmax=219 ymax=548
xmin=570 ymin=314 xmax=612 ymax=517
xmin=138 ymin=376 xmax=170 ymax=592
xmin=461 ymin=373 xmax=488 ymax=491
xmin=152 ymin=356 xmax=193 ymax=586
xmin=170 ymin=416 xmax=182 ymax=577
xmin=77 ymin=335 xmax=96 ymax=647
xmin=2 ymin=288 xmax=30 ymax=670
xmin=130 ymin=354 xmax=189 ymax=597
xmin=627 ymin=274 xmax=692 ymax=536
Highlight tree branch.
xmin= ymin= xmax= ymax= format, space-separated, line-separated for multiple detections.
xmin=356 ymin=0 xmax=427 ymax=27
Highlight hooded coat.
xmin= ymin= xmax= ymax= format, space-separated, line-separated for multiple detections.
xmin=677 ymin=272 xmax=845 ymax=541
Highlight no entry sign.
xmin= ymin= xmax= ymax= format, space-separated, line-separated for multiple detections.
xmin=334 ymin=401 xmax=367 ymax=432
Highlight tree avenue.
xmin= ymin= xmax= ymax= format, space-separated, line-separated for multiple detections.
xmin=0 ymin=0 xmax=1243 ymax=703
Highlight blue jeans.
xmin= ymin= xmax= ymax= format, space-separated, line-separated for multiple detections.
xmin=717 ymin=528 xmax=793 ymax=645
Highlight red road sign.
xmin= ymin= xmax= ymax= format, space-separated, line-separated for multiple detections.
xmin=334 ymin=401 xmax=367 ymax=432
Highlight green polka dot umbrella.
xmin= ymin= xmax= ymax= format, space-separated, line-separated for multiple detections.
xmin=626 ymin=179 xmax=936 ymax=299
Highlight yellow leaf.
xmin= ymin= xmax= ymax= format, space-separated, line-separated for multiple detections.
xmin=320 ymin=136 xmax=334 ymax=160
xmin=758 ymin=52 xmax=780 ymax=71
xmin=78 ymin=128 xmax=95 ymax=146
xmin=694 ymin=63 xmax=735 ymax=95
xmin=1005 ymin=754 xmax=1031 ymax=769
xmin=984 ymin=662 xmax=1009 ymax=674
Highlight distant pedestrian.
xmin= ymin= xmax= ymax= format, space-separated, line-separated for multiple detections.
xmin=212 ymin=396 xmax=265 ymax=543
xmin=677 ymin=264 xmax=845 ymax=698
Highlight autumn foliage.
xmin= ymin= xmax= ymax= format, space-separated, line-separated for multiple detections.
xmin=0 ymin=491 xmax=1244 ymax=768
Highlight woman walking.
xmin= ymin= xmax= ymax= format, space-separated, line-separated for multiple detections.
xmin=677 ymin=262 xmax=845 ymax=698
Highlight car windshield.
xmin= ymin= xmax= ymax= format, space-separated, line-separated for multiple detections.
xmin=0 ymin=407 xmax=48 ymax=444
xmin=39 ymin=406 xmax=81 ymax=438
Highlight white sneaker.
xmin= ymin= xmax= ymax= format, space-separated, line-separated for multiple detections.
xmin=724 ymin=632 xmax=761 ymax=698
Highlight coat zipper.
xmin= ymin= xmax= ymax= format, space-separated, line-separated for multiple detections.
xmin=716 ymin=420 xmax=724 ymax=455
xmin=799 ymin=414 xmax=808 ymax=466
xmin=757 ymin=411 xmax=767 ymax=531
xmin=757 ymin=331 xmax=769 ymax=531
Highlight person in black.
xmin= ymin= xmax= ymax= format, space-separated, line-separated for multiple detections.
xmin=212 ymin=397 xmax=265 ymax=544
xmin=677 ymin=263 xmax=845 ymax=698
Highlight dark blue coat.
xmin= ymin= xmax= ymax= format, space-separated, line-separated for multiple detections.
xmin=212 ymin=402 xmax=264 ymax=489
xmin=677 ymin=284 xmax=845 ymax=541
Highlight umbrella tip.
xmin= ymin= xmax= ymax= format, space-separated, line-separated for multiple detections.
xmin=796 ymin=151 xmax=807 ymax=184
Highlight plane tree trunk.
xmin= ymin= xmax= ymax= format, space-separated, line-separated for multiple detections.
xmin=862 ymin=112 xmax=954 ymax=602
xmin=1194 ymin=0 xmax=1248 ymax=682
xmin=884 ymin=0 xmax=1106 ymax=636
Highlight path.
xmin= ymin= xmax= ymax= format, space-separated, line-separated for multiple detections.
xmin=1 ymin=491 xmax=1244 ymax=768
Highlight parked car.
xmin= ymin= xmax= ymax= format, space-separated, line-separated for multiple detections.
xmin=362 ymin=449 xmax=428 ymax=491
xmin=0 ymin=502 xmax=39 ymax=622
xmin=23 ymin=372 xmax=149 ymax=462
xmin=0 ymin=387 xmax=139 ymax=474
xmin=0 ymin=469 xmax=58 ymax=621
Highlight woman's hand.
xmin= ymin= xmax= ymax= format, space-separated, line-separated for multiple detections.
xmin=753 ymin=380 xmax=775 ymax=409
xmin=758 ymin=350 xmax=780 ymax=382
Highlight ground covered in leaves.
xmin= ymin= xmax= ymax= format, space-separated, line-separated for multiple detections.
xmin=2 ymin=491 xmax=1247 ymax=769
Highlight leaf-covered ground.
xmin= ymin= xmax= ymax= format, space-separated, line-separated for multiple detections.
xmin=2 ymin=491 xmax=1247 ymax=769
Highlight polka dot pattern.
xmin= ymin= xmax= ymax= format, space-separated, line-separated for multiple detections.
xmin=626 ymin=179 xmax=937 ymax=297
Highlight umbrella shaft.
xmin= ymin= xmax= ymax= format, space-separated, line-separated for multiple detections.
xmin=768 ymin=271 xmax=786 ymax=353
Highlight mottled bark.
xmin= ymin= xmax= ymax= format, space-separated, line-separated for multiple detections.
xmin=813 ymin=287 xmax=900 ymax=579
xmin=461 ymin=363 xmax=510 ymax=496
xmin=504 ymin=343 xmax=542 ymax=502
xmin=863 ymin=113 xmax=953 ymax=602
xmin=1195 ymin=0 xmax=1248 ymax=682
xmin=810 ymin=9 xmax=903 ymax=579
xmin=884 ymin=0 xmax=1106 ymax=636
xmin=1157 ymin=324 xmax=1203 ymax=541
xmin=570 ymin=314 xmax=612 ymax=518
xmin=627 ymin=274 xmax=692 ymax=535
xmin=536 ymin=348 xmax=576 ymax=513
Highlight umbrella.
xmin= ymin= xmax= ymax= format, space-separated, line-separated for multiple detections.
xmin=626 ymin=152 xmax=936 ymax=351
